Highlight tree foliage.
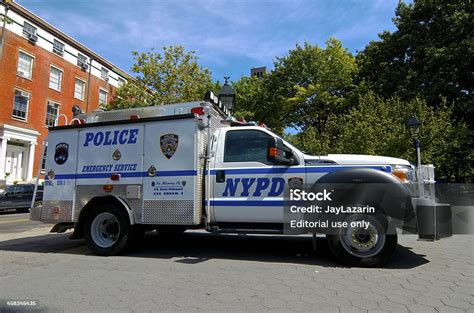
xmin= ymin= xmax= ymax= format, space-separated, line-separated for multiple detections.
xmin=234 ymin=38 xmax=358 ymax=133
xmin=289 ymin=92 xmax=471 ymax=181
xmin=232 ymin=75 xmax=265 ymax=121
xmin=357 ymin=0 xmax=473 ymax=123
xmin=109 ymin=46 xmax=213 ymax=109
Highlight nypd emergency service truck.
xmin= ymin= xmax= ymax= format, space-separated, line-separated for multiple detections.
xmin=31 ymin=92 xmax=450 ymax=267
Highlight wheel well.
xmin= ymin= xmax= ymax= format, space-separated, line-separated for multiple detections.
xmin=314 ymin=168 xmax=414 ymax=221
xmin=73 ymin=196 xmax=134 ymax=239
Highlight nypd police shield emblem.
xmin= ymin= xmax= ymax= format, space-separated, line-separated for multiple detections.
xmin=288 ymin=177 xmax=303 ymax=190
xmin=54 ymin=143 xmax=69 ymax=165
xmin=160 ymin=134 xmax=179 ymax=159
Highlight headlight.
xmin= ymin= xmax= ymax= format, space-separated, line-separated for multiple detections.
xmin=392 ymin=164 xmax=416 ymax=183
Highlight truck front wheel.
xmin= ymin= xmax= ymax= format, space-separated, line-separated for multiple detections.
xmin=84 ymin=205 xmax=130 ymax=256
xmin=327 ymin=214 xmax=397 ymax=267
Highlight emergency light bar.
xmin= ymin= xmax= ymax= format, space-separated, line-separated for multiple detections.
xmin=204 ymin=91 xmax=230 ymax=117
xmin=73 ymin=99 xmax=229 ymax=125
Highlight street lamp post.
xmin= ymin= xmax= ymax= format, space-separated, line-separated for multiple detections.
xmin=218 ymin=77 xmax=236 ymax=112
xmin=407 ymin=115 xmax=424 ymax=197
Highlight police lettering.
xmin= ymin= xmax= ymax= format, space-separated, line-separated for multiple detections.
xmin=222 ymin=177 xmax=285 ymax=197
xmin=83 ymin=129 xmax=139 ymax=147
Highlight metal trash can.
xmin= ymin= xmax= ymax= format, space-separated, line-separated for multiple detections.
xmin=416 ymin=198 xmax=452 ymax=240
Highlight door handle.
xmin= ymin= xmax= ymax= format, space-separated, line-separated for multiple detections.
xmin=216 ymin=170 xmax=225 ymax=183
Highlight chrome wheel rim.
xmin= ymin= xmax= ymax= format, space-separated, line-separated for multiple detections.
xmin=91 ymin=212 xmax=120 ymax=248
xmin=339 ymin=215 xmax=385 ymax=258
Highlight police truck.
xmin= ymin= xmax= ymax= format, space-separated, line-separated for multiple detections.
xmin=30 ymin=92 xmax=451 ymax=267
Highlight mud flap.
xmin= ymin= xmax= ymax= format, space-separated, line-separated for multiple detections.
xmin=50 ymin=222 xmax=75 ymax=233
xmin=29 ymin=205 xmax=42 ymax=221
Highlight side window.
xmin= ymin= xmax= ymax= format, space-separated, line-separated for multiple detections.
xmin=22 ymin=185 xmax=33 ymax=194
xmin=224 ymin=130 xmax=270 ymax=164
xmin=9 ymin=186 xmax=19 ymax=194
xmin=6 ymin=186 xmax=16 ymax=194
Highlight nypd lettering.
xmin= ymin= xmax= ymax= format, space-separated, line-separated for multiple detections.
xmin=223 ymin=177 xmax=285 ymax=197
xmin=54 ymin=143 xmax=69 ymax=165
xmin=83 ymin=129 xmax=139 ymax=147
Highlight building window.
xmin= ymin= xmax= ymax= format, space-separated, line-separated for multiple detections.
xmin=77 ymin=53 xmax=88 ymax=67
xmin=45 ymin=101 xmax=60 ymax=127
xmin=99 ymin=89 xmax=107 ymax=108
xmin=74 ymin=78 xmax=86 ymax=100
xmin=17 ymin=51 xmax=34 ymax=79
xmin=49 ymin=66 xmax=63 ymax=91
xmin=118 ymin=77 xmax=126 ymax=87
xmin=52 ymin=39 xmax=65 ymax=56
xmin=12 ymin=90 xmax=30 ymax=121
xmin=22 ymin=22 xmax=37 ymax=36
xmin=100 ymin=67 xmax=109 ymax=81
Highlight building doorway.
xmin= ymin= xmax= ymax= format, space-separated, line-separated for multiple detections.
xmin=4 ymin=143 xmax=27 ymax=181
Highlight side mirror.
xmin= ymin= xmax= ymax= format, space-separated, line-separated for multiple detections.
xmin=267 ymin=137 xmax=294 ymax=165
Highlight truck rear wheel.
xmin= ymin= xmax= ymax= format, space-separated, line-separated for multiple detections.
xmin=84 ymin=205 xmax=130 ymax=256
xmin=327 ymin=214 xmax=397 ymax=267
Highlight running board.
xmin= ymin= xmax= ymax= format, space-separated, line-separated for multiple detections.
xmin=208 ymin=226 xmax=283 ymax=235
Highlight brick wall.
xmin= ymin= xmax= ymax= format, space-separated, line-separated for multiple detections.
xmin=0 ymin=29 xmax=117 ymax=177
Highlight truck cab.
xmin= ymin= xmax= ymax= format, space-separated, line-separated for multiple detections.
xmin=210 ymin=126 xmax=305 ymax=225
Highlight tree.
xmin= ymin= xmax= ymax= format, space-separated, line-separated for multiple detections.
xmin=289 ymin=92 xmax=472 ymax=181
xmin=357 ymin=0 xmax=473 ymax=123
xmin=265 ymin=38 xmax=358 ymax=133
xmin=109 ymin=46 xmax=213 ymax=109
xmin=231 ymin=75 xmax=265 ymax=122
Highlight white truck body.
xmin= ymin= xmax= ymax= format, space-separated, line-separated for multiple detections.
xmin=31 ymin=96 xmax=450 ymax=266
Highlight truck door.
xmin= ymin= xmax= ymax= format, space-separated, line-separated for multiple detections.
xmin=211 ymin=128 xmax=305 ymax=223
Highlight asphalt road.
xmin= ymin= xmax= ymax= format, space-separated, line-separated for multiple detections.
xmin=0 ymin=212 xmax=50 ymax=234
xmin=0 ymin=212 xmax=472 ymax=313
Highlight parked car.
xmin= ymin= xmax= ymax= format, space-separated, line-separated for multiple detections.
xmin=0 ymin=184 xmax=43 ymax=213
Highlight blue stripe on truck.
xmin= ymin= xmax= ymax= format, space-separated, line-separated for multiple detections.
xmin=210 ymin=200 xmax=285 ymax=206
xmin=45 ymin=166 xmax=390 ymax=181
xmin=209 ymin=165 xmax=391 ymax=175
xmin=45 ymin=170 xmax=197 ymax=180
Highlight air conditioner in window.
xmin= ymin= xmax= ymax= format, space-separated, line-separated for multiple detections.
xmin=16 ymin=90 xmax=29 ymax=98
xmin=53 ymin=48 xmax=64 ymax=56
xmin=27 ymin=33 xmax=38 ymax=43
xmin=79 ymin=62 xmax=89 ymax=71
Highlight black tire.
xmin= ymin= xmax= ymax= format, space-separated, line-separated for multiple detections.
xmin=156 ymin=226 xmax=187 ymax=237
xmin=327 ymin=214 xmax=397 ymax=267
xmin=84 ymin=204 xmax=131 ymax=256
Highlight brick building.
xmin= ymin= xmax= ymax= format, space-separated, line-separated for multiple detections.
xmin=0 ymin=0 xmax=131 ymax=184
xmin=250 ymin=67 xmax=266 ymax=79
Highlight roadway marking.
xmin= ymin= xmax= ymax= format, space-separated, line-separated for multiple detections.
xmin=0 ymin=219 xmax=30 ymax=224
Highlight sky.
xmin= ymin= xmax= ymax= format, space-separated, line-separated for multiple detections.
xmin=17 ymin=0 xmax=400 ymax=83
